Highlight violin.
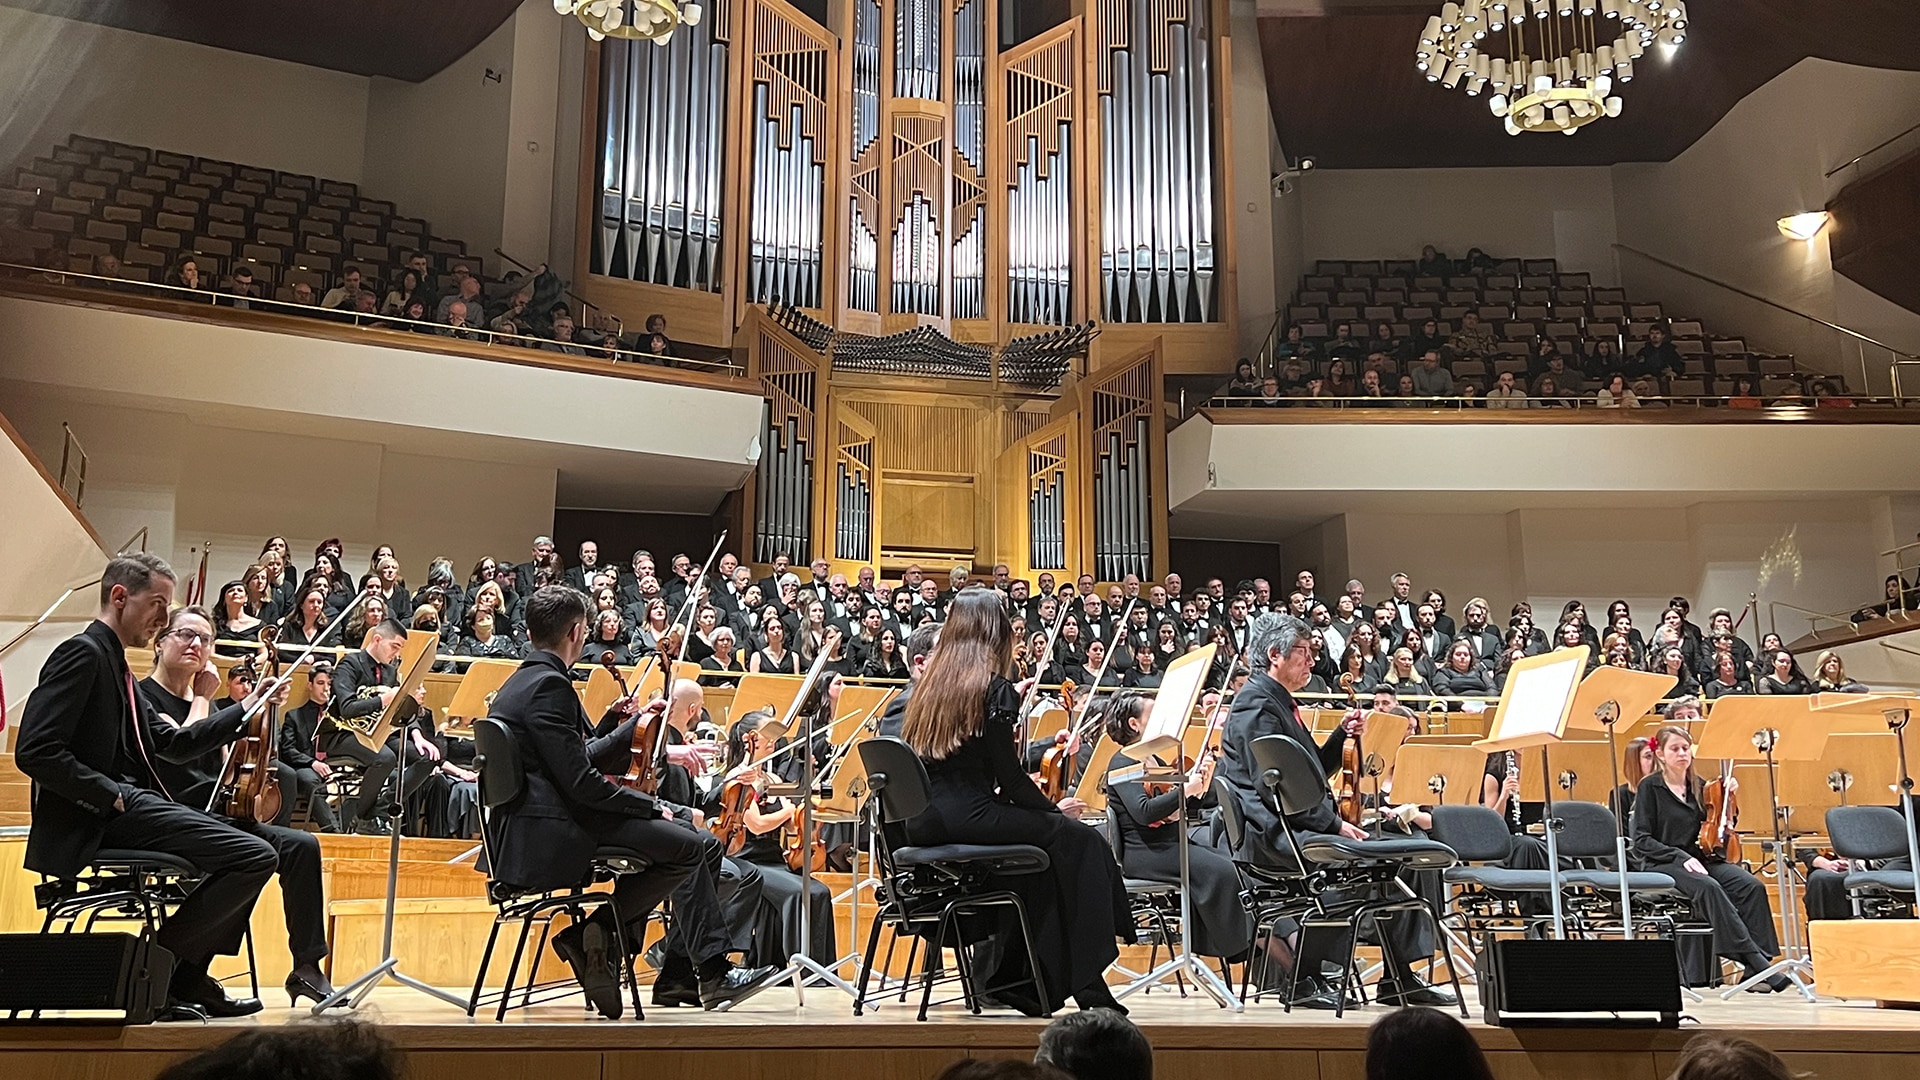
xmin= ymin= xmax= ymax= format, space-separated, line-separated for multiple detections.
xmin=215 ymin=631 xmax=285 ymax=824
xmin=611 ymin=652 xmax=668 ymax=795
xmin=1699 ymin=761 xmax=1743 ymax=862
xmin=1337 ymin=672 xmax=1364 ymax=827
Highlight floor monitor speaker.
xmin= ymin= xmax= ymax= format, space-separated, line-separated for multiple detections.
xmin=1476 ymin=936 xmax=1682 ymax=1027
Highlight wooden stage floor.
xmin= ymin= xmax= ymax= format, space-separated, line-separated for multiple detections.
xmin=6 ymin=980 xmax=1920 ymax=1080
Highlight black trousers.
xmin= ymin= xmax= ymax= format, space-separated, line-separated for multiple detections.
xmin=223 ymin=817 xmax=328 ymax=966
xmin=320 ymin=732 xmax=436 ymax=822
xmin=1806 ymin=858 xmax=1914 ymax=921
xmin=99 ymin=790 xmax=277 ymax=975
xmin=1646 ymin=856 xmax=1778 ymax=960
xmin=590 ymin=817 xmax=762 ymax=968
xmin=274 ymin=762 xmax=336 ymax=831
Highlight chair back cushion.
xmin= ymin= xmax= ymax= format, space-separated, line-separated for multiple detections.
xmin=473 ymin=717 xmax=525 ymax=809
xmin=1828 ymin=805 xmax=1910 ymax=862
xmin=1553 ymin=800 xmax=1623 ymax=860
xmin=858 ymin=737 xmax=931 ymax=822
xmin=1211 ymin=775 xmax=1246 ymax=850
xmin=1428 ymin=804 xmax=1516 ymax=862
xmin=1250 ymin=734 xmax=1328 ymax=817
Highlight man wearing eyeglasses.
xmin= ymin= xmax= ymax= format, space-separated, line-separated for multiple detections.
xmin=17 ymin=555 xmax=288 ymax=1019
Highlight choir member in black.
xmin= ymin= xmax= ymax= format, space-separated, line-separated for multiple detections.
xmin=1100 ymin=692 xmax=1251 ymax=963
xmin=864 ymin=626 xmax=910 ymax=680
xmin=279 ymin=662 xmax=339 ymax=832
xmin=212 ymin=579 xmax=265 ymax=657
xmin=482 ymin=587 xmax=776 ymax=1017
xmin=16 ymin=556 xmax=277 ymax=1018
xmin=277 ymin=582 xmax=332 ymax=661
xmin=1122 ymin=644 xmax=1163 ymax=689
xmin=1632 ymin=725 xmax=1789 ymax=991
xmin=459 ymin=604 xmax=522 ymax=664
xmin=719 ymin=711 xmax=838 ymax=966
xmin=1756 ymin=650 xmax=1809 ymax=695
xmin=750 ymin=615 xmax=801 ymax=674
xmin=683 ymin=605 xmax=721 ymax=664
xmin=1702 ymin=654 xmax=1752 ymax=699
xmin=1613 ymin=735 xmax=1655 ymax=820
xmin=848 ymin=607 xmax=886 ymax=669
xmin=876 ymin=622 xmax=941 ymax=739
xmin=587 ymin=609 xmax=634 ymax=666
xmin=1076 ymin=638 xmax=1124 ymax=689
xmin=1218 ymin=612 xmax=1455 ymax=1008
xmin=260 ymin=536 xmax=298 ymax=614
xmin=901 ymin=587 xmax=1133 ymax=1015
xmin=137 ymin=606 xmax=336 ymax=1005
xmin=323 ymin=620 xmax=435 ymax=835
xmin=699 ymin=626 xmax=747 ymax=687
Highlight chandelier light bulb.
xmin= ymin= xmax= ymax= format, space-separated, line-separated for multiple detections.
xmin=1605 ymin=96 xmax=1624 ymax=116
xmin=1490 ymin=92 xmax=1510 ymax=115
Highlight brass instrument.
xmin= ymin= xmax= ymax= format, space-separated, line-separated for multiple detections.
xmin=327 ymin=683 xmax=421 ymax=751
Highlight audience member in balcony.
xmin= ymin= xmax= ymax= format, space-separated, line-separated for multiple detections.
xmin=640 ymin=332 xmax=674 ymax=363
xmin=1447 ymin=311 xmax=1498 ymax=358
xmin=1590 ymin=338 xmax=1622 ymax=372
xmin=1725 ymin=375 xmax=1762 ymax=408
xmin=437 ymin=299 xmax=480 ymax=341
xmin=285 ymin=281 xmax=316 ymax=309
xmin=1812 ymin=379 xmax=1854 ymax=407
xmin=1385 ymin=372 xmax=1420 ymax=405
xmin=643 ymin=313 xmax=678 ymax=354
xmin=1275 ymin=323 xmax=1319 ymax=365
xmin=320 ymin=267 xmax=363 ymax=310
xmin=1279 ymin=357 xmax=1311 ymax=395
xmin=1534 ymin=353 xmax=1584 ymax=396
xmin=94 ymin=251 xmax=125 ymax=283
xmin=1326 ymin=322 xmax=1364 ymax=363
xmin=437 ymin=274 xmax=487 ymax=328
xmin=1322 ymin=357 xmax=1356 ymax=398
xmin=1811 ymin=651 xmax=1867 ymax=693
xmin=1225 ymin=359 xmax=1260 ymax=401
xmin=218 ymin=266 xmax=257 ymax=310
xmin=1415 ymin=245 xmax=1451 ymax=277
xmin=1369 ymin=322 xmax=1407 ymax=362
xmin=1635 ymin=325 xmax=1685 ymax=379
xmin=1409 ymin=351 xmax=1455 ymax=397
xmin=1595 ymin=373 xmax=1640 ymax=408
xmin=1252 ymin=375 xmax=1287 ymax=408
xmin=544 ymin=315 xmax=591 ymax=356
xmin=1409 ymin=317 xmax=1446 ymax=359
xmin=164 ymin=255 xmax=203 ymax=294
xmin=1484 ymin=370 xmax=1529 ymax=408
xmin=380 ymin=270 xmax=422 ymax=316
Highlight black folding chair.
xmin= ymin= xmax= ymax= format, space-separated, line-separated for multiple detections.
xmin=1828 ymin=805 xmax=1918 ymax=917
xmin=1211 ymin=774 xmax=1319 ymax=1002
xmin=852 ymin=737 xmax=1053 ymax=1020
xmin=37 ymin=849 xmax=259 ymax=1000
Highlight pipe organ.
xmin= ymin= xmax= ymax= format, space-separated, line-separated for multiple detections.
xmin=592 ymin=4 xmax=731 ymax=289
xmin=581 ymin=1 xmax=1222 ymax=578
xmin=1095 ymin=0 xmax=1220 ymax=324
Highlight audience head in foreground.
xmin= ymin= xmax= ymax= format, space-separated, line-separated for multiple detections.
xmin=1668 ymin=1035 xmax=1792 ymax=1080
xmin=932 ymin=1063 xmax=1072 ymax=1080
xmin=1363 ymin=1008 xmax=1493 ymax=1080
xmin=155 ymin=1021 xmax=402 ymax=1080
xmin=1034 ymin=1009 xmax=1153 ymax=1080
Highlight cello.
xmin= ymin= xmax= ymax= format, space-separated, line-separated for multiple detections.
xmin=213 ymin=630 xmax=285 ymax=824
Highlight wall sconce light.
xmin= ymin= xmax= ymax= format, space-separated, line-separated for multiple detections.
xmin=1776 ymin=211 xmax=1830 ymax=241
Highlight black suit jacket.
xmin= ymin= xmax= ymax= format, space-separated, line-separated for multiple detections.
xmin=16 ymin=621 xmax=251 ymax=877
xmin=1218 ymin=670 xmax=1348 ymax=867
xmin=485 ymin=650 xmax=657 ymax=891
xmin=565 ymin=565 xmax=597 ymax=592
xmin=280 ymin=701 xmax=325 ymax=768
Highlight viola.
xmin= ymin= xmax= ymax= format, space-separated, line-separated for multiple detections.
xmin=1336 ymin=671 xmax=1364 ymax=827
xmin=1699 ymin=762 xmax=1743 ymax=862
xmin=610 ymin=653 xmax=668 ymax=795
xmin=216 ymin=630 xmax=284 ymax=824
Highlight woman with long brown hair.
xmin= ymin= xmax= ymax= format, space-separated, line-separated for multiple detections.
xmin=900 ymin=587 xmax=1132 ymax=1015
xmin=1631 ymin=725 xmax=1787 ymax=991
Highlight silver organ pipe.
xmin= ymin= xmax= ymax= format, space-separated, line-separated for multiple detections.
xmin=1098 ymin=0 xmax=1218 ymax=323
xmin=951 ymin=0 xmax=986 ymax=320
xmin=835 ymin=433 xmax=873 ymax=562
xmin=894 ymin=0 xmax=941 ymax=102
xmin=747 ymin=7 xmax=829 ymax=310
xmin=755 ymin=336 xmax=817 ymax=565
xmin=849 ymin=0 xmax=882 ymax=313
xmin=1028 ymin=436 xmax=1069 ymax=572
xmin=593 ymin=10 xmax=730 ymax=290
xmin=1006 ymin=33 xmax=1076 ymax=326
xmin=1092 ymin=362 xmax=1153 ymax=581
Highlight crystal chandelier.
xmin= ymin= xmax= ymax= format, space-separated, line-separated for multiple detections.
xmin=1416 ymin=0 xmax=1689 ymax=135
xmin=555 ymin=0 xmax=703 ymax=44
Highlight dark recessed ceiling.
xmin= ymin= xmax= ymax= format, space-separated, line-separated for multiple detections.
xmin=1259 ymin=1 xmax=1920 ymax=168
xmin=0 ymin=0 xmax=525 ymax=81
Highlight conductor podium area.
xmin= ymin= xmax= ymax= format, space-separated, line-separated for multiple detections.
xmin=5 ymin=662 xmax=1920 ymax=1080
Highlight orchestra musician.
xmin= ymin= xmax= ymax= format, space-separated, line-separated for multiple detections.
xmin=899 ymin=587 xmax=1133 ymax=1016
xmin=719 ymin=711 xmax=838 ymax=966
xmin=1631 ymin=725 xmax=1790 ymax=991
xmin=136 ymin=605 xmax=337 ymax=1006
xmin=278 ymin=662 xmax=339 ymax=832
xmin=1100 ymin=692 xmax=1252 ymax=964
xmin=16 ymin=555 xmax=280 ymax=1018
xmin=321 ymin=619 xmax=437 ymax=835
xmin=483 ymin=586 xmax=777 ymax=1018
xmin=1218 ymin=612 xmax=1456 ymax=1009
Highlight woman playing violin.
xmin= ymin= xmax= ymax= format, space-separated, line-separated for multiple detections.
xmin=720 ymin=711 xmax=837 ymax=967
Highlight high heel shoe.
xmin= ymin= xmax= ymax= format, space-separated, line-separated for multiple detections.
xmin=1073 ymin=980 xmax=1128 ymax=1015
xmin=286 ymin=969 xmax=342 ymax=1009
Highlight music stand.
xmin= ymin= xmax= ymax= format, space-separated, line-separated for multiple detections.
xmin=315 ymin=631 xmax=466 ymax=1013
xmin=727 ymin=673 xmax=808 ymax=722
xmin=1696 ymin=695 xmax=1825 ymax=1000
xmin=1779 ymin=732 xmax=1901 ymax=820
xmin=445 ymin=659 xmax=520 ymax=730
xmin=1111 ymin=645 xmax=1240 ymax=1010
xmin=1396 ymin=744 xmax=1487 ymax=808
xmin=830 ymin=686 xmax=895 ymax=744
xmin=1476 ymin=646 xmax=1588 ymax=939
xmin=1071 ymin=733 xmax=1126 ymax=816
xmin=1810 ymin=695 xmax=1920 ymax=914
xmin=581 ymin=661 xmax=642 ymax=719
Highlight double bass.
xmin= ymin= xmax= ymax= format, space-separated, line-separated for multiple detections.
xmin=213 ymin=630 xmax=285 ymax=824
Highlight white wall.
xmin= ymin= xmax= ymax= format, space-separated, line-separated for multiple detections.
xmin=0 ymin=6 xmax=370 ymax=182
xmin=1293 ymin=166 xmax=1620 ymax=284
xmin=1228 ymin=0 xmax=1278 ymax=357
xmin=502 ymin=1 xmax=564 ymax=264
xmin=1612 ymin=58 xmax=1920 ymax=393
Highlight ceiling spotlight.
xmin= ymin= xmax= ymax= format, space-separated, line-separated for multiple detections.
xmin=1776 ymin=212 xmax=1831 ymax=241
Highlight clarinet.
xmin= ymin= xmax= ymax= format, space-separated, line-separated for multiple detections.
xmin=1505 ymin=749 xmax=1523 ymax=831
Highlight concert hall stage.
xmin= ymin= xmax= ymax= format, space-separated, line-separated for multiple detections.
xmin=3 ymin=983 xmax=1918 ymax=1080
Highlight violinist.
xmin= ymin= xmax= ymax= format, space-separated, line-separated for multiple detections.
xmin=1218 ymin=613 xmax=1454 ymax=1009
xmin=136 ymin=605 xmax=335 ymax=1007
xmin=717 ymin=711 xmax=838 ymax=966
xmin=1100 ymin=692 xmax=1251 ymax=964
xmin=484 ymin=587 xmax=776 ymax=1017
xmin=1631 ymin=725 xmax=1788 ymax=991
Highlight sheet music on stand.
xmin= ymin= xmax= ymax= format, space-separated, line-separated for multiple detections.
xmin=1475 ymin=646 xmax=1589 ymax=940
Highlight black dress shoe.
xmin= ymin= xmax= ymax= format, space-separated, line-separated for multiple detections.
xmin=349 ymin=817 xmax=391 ymax=836
xmin=650 ymin=973 xmax=703 ymax=1008
xmin=699 ymin=963 xmax=780 ymax=1010
xmin=1285 ymin=976 xmax=1342 ymax=1010
xmin=172 ymin=973 xmax=264 ymax=1018
xmin=553 ymin=922 xmax=622 ymax=1019
xmin=1377 ymin=977 xmax=1458 ymax=1008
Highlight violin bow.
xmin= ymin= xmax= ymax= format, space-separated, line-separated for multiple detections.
xmin=1015 ymin=601 xmax=1075 ymax=747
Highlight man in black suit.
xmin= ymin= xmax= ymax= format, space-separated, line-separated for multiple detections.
xmin=1218 ymin=611 xmax=1454 ymax=1009
xmin=564 ymin=540 xmax=601 ymax=591
xmin=484 ymin=586 xmax=775 ymax=1017
xmin=322 ymin=620 xmax=436 ymax=834
xmin=16 ymin=554 xmax=280 ymax=1018
xmin=512 ymin=535 xmax=555 ymax=598
xmin=278 ymin=662 xmax=338 ymax=832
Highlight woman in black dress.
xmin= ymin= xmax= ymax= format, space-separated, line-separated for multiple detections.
xmin=901 ymin=588 xmax=1132 ymax=1015
xmin=1100 ymin=691 xmax=1251 ymax=964
xmin=864 ymin=626 xmax=909 ymax=680
xmin=750 ymin=616 xmax=801 ymax=675
xmin=1632 ymin=725 xmax=1788 ymax=991
xmin=721 ymin=712 xmax=837 ymax=967
xmin=212 ymin=579 xmax=265 ymax=657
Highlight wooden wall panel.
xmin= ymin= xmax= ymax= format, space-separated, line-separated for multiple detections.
xmin=846 ymin=400 xmax=981 ymax=475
